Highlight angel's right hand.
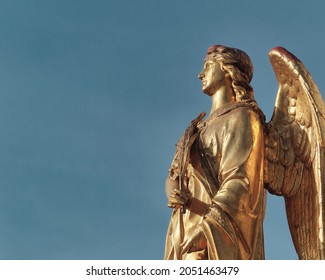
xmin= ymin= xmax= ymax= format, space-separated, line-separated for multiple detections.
xmin=168 ymin=188 xmax=192 ymax=208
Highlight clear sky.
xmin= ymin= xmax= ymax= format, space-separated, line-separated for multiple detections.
xmin=0 ymin=0 xmax=324 ymax=260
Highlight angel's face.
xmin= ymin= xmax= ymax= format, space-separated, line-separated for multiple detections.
xmin=198 ymin=55 xmax=227 ymax=96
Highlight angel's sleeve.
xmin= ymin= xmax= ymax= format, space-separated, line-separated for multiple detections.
xmin=214 ymin=108 xmax=265 ymax=215
xmin=201 ymin=107 xmax=266 ymax=259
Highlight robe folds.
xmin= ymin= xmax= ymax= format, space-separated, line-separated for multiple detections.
xmin=165 ymin=103 xmax=266 ymax=260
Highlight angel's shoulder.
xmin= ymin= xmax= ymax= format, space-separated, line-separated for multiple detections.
xmin=227 ymin=104 xmax=263 ymax=128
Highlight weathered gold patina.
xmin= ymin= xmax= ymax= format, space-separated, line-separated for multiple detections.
xmin=165 ymin=45 xmax=325 ymax=260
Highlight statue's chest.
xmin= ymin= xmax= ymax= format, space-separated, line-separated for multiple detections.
xmin=197 ymin=119 xmax=224 ymax=159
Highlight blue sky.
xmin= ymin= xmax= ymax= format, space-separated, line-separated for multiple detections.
xmin=0 ymin=0 xmax=324 ymax=259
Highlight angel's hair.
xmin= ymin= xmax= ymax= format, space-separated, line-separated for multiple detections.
xmin=207 ymin=45 xmax=265 ymax=123
xmin=207 ymin=45 xmax=254 ymax=102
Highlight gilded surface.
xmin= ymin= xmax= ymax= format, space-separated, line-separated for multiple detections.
xmin=165 ymin=45 xmax=325 ymax=260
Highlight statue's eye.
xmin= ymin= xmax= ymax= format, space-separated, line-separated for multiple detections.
xmin=206 ymin=62 xmax=213 ymax=69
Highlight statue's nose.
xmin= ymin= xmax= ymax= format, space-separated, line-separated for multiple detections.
xmin=198 ymin=72 xmax=204 ymax=79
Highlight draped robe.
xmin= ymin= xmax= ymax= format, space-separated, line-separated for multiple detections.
xmin=165 ymin=103 xmax=266 ymax=260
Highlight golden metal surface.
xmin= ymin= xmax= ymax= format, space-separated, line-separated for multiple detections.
xmin=164 ymin=45 xmax=325 ymax=260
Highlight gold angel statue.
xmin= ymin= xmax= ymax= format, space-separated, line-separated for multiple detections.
xmin=164 ymin=45 xmax=325 ymax=260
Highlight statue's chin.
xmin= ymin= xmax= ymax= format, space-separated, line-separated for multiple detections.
xmin=202 ymin=89 xmax=212 ymax=97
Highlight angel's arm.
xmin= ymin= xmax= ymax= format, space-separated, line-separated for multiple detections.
xmin=213 ymin=108 xmax=265 ymax=218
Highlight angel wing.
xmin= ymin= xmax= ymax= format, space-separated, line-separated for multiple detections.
xmin=264 ymin=47 xmax=325 ymax=259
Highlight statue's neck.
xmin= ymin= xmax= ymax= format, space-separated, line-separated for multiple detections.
xmin=210 ymin=85 xmax=235 ymax=115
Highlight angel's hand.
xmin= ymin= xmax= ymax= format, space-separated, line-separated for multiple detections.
xmin=167 ymin=188 xmax=192 ymax=208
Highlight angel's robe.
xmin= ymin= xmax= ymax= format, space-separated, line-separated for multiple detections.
xmin=165 ymin=103 xmax=266 ymax=260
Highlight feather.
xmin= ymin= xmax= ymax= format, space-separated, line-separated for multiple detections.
xmin=265 ymin=46 xmax=325 ymax=259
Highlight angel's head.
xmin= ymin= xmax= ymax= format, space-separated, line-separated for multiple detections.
xmin=202 ymin=45 xmax=255 ymax=103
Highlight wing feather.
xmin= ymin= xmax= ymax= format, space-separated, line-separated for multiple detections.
xmin=265 ymin=47 xmax=325 ymax=259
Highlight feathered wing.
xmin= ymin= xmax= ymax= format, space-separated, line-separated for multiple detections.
xmin=264 ymin=47 xmax=325 ymax=259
